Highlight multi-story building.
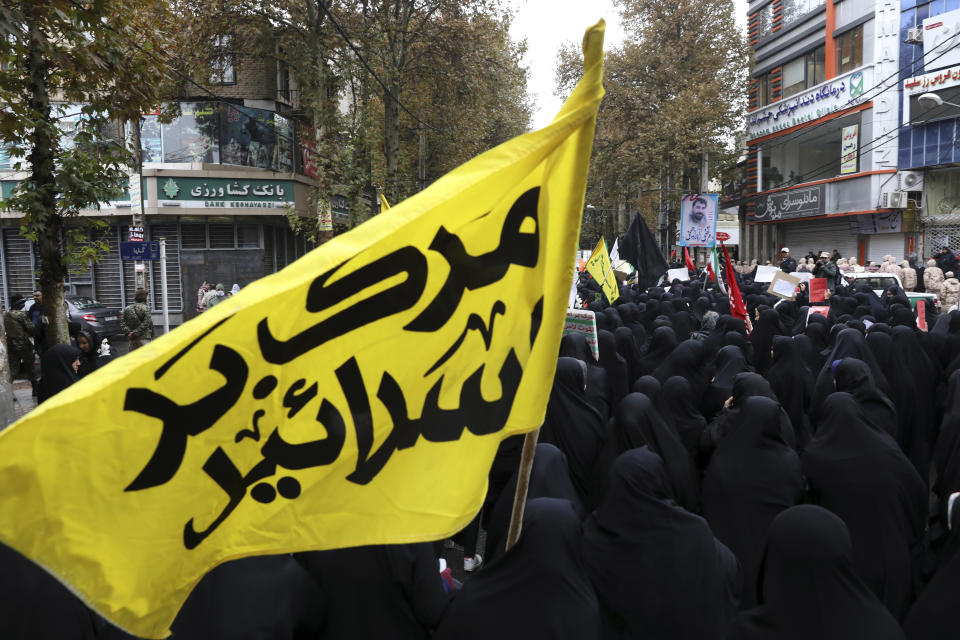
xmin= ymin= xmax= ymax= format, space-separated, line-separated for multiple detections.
xmin=898 ymin=1 xmax=960 ymax=257
xmin=744 ymin=0 xmax=908 ymax=264
xmin=0 ymin=43 xmax=372 ymax=327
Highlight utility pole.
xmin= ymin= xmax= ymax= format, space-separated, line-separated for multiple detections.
xmin=699 ymin=150 xmax=709 ymax=266
xmin=129 ymin=118 xmax=146 ymax=291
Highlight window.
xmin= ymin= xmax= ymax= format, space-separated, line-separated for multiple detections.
xmin=755 ymin=4 xmax=773 ymax=40
xmin=836 ymin=25 xmax=863 ymax=74
xmin=782 ymin=0 xmax=826 ymax=30
xmin=782 ymin=46 xmax=826 ymax=98
xmin=210 ymin=36 xmax=235 ymax=85
xmin=757 ymin=72 xmax=774 ymax=107
xmin=761 ymin=111 xmax=861 ymax=190
xmin=179 ymin=222 xmax=263 ymax=250
xmin=277 ymin=55 xmax=291 ymax=103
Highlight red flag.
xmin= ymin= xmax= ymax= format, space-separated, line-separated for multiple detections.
xmin=683 ymin=247 xmax=696 ymax=272
xmin=721 ymin=243 xmax=751 ymax=334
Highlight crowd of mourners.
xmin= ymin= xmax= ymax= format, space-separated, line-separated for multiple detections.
xmin=5 ymin=248 xmax=960 ymax=639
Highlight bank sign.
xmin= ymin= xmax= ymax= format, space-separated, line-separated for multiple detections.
xmin=157 ymin=177 xmax=295 ymax=209
xmin=746 ymin=67 xmax=871 ymax=141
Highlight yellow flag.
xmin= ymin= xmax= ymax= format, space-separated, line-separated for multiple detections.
xmin=0 ymin=22 xmax=605 ymax=639
xmin=585 ymin=237 xmax=620 ymax=303
xmin=379 ymin=192 xmax=391 ymax=211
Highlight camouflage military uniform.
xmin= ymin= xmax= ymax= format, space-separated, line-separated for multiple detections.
xmin=3 ymin=309 xmax=36 ymax=382
xmin=121 ymin=301 xmax=153 ymax=350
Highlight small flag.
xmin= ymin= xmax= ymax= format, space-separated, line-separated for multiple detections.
xmin=609 ymin=237 xmax=620 ymax=264
xmin=684 ymin=246 xmax=696 ymax=272
xmin=722 ymin=242 xmax=751 ymax=334
xmin=379 ymin=193 xmax=391 ymax=211
xmin=707 ymin=246 xmax=727 ymax=295
xmin=586 ymin=237 xmax=620 ymax=304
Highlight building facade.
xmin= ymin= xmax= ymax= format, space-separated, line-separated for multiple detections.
xmin=744 ymin=0 xmax=910 ymax=264
xmin=0 ymin=49 xmax=372 ymax=328
xmin=899 ymin=1 xmax=960 ymax=258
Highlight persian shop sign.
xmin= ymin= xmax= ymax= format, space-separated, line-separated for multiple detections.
xmin=754 ymin=184 xmax=826 ymax=221
xmin=156 ymin=177 xmax=294 ymax=209
xmin=746 ymin=67 xmax=871 ymax=141
xmin=903 ymin=64 xmax=960 ymax=96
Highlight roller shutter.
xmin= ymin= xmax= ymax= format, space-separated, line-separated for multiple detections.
xmin=782 ymin=218 xmax=860 ymax=262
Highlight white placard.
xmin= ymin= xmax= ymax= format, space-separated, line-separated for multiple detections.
xmin=754 ymin=265 xmax=780 ymax=282
xmin=667 ymin=268 xmax=690 ymax=282
xmin=768 ymin=271 xmax=801 ymax=300
xmin=792 ymin=271 xmax=813 ymax=283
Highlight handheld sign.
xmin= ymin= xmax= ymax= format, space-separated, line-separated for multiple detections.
xmin=917 ymin=299 xmax=928 ymax=331
xmin=809 ymin=278 xmax=828 ymax=302
xmin=563 ymin=309 xmax=599 ymax=361
xmin=754 ymin=265 xmax=779 ymax=283
xmin=808 ymin=306 xmax=830 ymax=325
xmin=667 ymin=267 xmax=690 ymax=282
xmin=768 ymin=271 xmax=801 ymax=300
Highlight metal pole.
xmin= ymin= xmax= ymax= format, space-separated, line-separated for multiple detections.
xmin=159 ymin=238 xmax=169 ymax=335
xmin=504 ymin=427 xmax=540 ymax=552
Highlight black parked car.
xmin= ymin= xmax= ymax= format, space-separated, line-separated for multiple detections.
xmin=66 ymin=296 xmax=124 ymax=338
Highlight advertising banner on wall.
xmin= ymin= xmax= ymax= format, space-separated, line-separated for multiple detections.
xmin=840 ymin=124 xmax=859 ymax=175
xmin=746 ymin=67 xmax=871 ymax=140
xmin=678 ymin=193 xmax=719 ymax=247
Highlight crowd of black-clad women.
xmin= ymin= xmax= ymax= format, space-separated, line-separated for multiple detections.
xmin=5 ymin=268 xmax=960 ymax=639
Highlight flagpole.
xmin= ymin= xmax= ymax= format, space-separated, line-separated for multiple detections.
xmin=504 ymin=427 xmax=540 ymax=551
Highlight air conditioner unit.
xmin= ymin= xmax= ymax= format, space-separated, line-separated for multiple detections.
xmin=900 ymin=171 xmax=925 ymax=192
xmin=882 ymin=191 xmax=908 ymax=208
xmin=906 ymin=27 xmax=924 ymax=44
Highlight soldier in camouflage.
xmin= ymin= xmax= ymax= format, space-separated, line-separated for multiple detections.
xmin=121 ymin=288 xmax=154 ymax=351
xmin=4 ymin=294 xmax=37 ymax=391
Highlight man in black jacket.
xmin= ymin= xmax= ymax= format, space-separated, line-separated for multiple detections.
xmin=779 ymin=248 xmax=797 ymax=273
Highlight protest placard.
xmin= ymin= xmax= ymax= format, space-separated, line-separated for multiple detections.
xmin=754 ymin=265 xmax=779 ymax=282
xmin=809 ymin=278 xmax=828 ymax=302
xmin=768 ymin=271 xmax=801 ymax=300
xmin=563 ymin=308 xmax=599 ymax=360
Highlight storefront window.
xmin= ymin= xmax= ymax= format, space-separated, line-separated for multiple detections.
xmin=757 ymin=72 xmax=775 ymax=107
xmin=761 ymin=112 xmax=861 ymax=190
xmin=836 ymin=25 xmax=863 ymax=74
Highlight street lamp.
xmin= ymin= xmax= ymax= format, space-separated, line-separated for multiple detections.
xmin=918 ymin=92 xmax=960 ymax=109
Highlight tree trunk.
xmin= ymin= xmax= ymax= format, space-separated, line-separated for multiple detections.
xmin=26 ymin=11 xmax=69 ymax=346
xmin=383 ymin=87 xmax=400 ymax=202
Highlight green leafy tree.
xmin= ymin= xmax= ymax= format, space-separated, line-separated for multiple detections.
xmin=0 ymin=0 xmax=178 ymax=345
xmin=557 ymin=0 xmax=748 ymax=242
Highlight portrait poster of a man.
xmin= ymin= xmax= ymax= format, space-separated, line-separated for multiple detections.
xmin=679 ymin=193 xmax=718 ymax=247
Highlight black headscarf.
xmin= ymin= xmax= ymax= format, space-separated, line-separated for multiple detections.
xmin=802 ymin=392 xmax=927 ymax=621
xmin=434 ymin=498 xmax=600 ymax=640
xmin=749 ymin=309 xmax=783 ymax=375
xmin=811 ymin=329 xmax=891 ymax=420
xmin=630 ymin=375 xmax=661 ymax=407
xmin=660 ymin=376 xmax=707 ymax=461
xmin=0 ymin=542 xmax=100 ymax=639
xmin=887 ymin=325 xmax=941 ymax=482
xmin=727 ymin=506 xmax=906 ymax=640
xmin=36 ymin=344 xmax=79 ymax=404
xmin=766 ymin=336 xmax=813 ymax=450
xmin=903 ymin=496 xmax=960 ymax=639
xmin=933 ymin=370 xmax=960 ymax=551
xmin=792 ymin=333 xmax=823 ymax=378
xmin=596 ymin=330 xmax=629 ymax=405
xmin=614 ymin=326 xmax=643 ymax=383
xmin=540 ymin=358 xmax=607 ymax=505
xmin=485 ymin=443 xmax=585 ymax=563
xmin=700 ymin=373 xmax=796 ymax=466
xmin=582 ymin=448 xmax=739 ymax=640
xmin=833 ymin=358 xmax=899 ymax=441
xmin=636 ymin=326 xmax=678 ymax=377
xmin=651 ymin=339 xmax=709 ymax=405
xmin=75 ymin=328 xmax=103 ymax=379
xmin=601 ymin=392 xmax=700 ymax=513
xmin=701 ymin=345 xmax=751 ymax=421
xmin=702 ymin=397 xmax=803 ymax=610
xmin=296 ymin=543 xmax=447 ymax=639
xmin=559 ymin=332 xmax=612 ymax=423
